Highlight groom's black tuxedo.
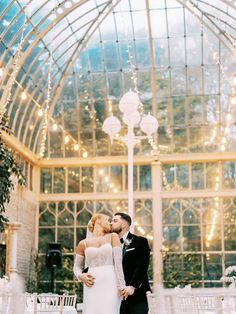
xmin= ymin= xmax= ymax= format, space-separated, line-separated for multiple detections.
xmin=121 ymin=232 xmax=151 ymax=314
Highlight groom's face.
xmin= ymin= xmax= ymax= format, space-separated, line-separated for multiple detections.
xmin=111 ymin=215 xmax=123 ymax=234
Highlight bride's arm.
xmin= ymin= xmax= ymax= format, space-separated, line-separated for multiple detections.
xmin=111 ymin=233 xmax=126 ymax=289
xmin=74 ymin=241 xmax=95 ymax=287
xmin=73 ymin=241 xmax=85 ymax=280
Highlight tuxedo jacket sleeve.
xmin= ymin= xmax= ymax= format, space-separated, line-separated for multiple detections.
xmin=129 ymin=236 xmax=150 ymax=289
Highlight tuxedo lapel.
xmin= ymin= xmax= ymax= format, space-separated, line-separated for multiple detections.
xmin=123 ymin=232 xmax=134 ymax=258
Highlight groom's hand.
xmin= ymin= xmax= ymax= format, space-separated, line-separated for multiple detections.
xmin=122 ymin=286 xmax=135 ymax=299
xmin=78 ymin=273 xmax=95 ymax=287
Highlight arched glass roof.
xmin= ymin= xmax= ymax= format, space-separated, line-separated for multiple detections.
xmin=0 ymin=0 xmax=236 ymax=158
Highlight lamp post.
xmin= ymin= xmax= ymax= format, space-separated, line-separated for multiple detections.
xmin=103 ymin=90 xmax=158 ymax=226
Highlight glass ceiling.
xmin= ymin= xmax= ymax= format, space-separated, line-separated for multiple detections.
xmin=0 ymin=0 xmax=236 ymax=158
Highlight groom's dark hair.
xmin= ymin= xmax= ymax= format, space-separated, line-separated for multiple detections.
xmin=114 ymin=212 xmax=132 ymax=226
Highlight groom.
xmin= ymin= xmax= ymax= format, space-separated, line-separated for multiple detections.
xmin=111 ymin=212 xmax=151 ymax=314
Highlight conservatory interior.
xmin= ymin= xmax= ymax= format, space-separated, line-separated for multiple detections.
xmin=1 ymin=0 xmax=236 ymax=313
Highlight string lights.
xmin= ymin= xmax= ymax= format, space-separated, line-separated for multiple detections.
xmin=0 ymin=65 xmax=4 ymax=78
xmin=187 ymin=0 xmax=236 ymax=152
xmin=12 ymin=75 xmax=84 ymax=158
xmin=206 ymin=162 xmax=221 ymax=248
xmin=39 ymin=50 xmax=53 ymax=158
xmin=0 ymin=1 xmax=29 ymax=122
xmin=109 ymin=2 xmax=158 ymax=156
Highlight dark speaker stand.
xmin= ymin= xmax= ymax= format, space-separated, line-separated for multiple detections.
xmin=50 ymin=265 xmax=56 ymax=293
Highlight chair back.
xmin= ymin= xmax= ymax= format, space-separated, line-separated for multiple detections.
xmin=25 ymin=293 xmax=77 ymax=313
xmin=63 ymin=295 xmax=76 ymax=307
xmin=147 ymin=291 xmax=159 ymax=314
xmin=173 ymin=295 xmax=198 ymax=313
xmin=34 ymin=294 xmax=64 ymax=314
xmin=147 ymin=287 xmax=236 ymax=314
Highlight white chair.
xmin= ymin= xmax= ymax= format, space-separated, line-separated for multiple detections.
xmin=24 ymin=293 xmax=77 ymax=314
xmin=25 ymin=293 xmax=63 ymax=314
xmin=173 ymin=295 xmax=198 ymax=313
xmin=63 ymin=295 xmax=76 ymax=307
xmin=147 ymin=291 xmax=159 ymax=314
xmin=147 ymin=287 xmax=232 ymax=314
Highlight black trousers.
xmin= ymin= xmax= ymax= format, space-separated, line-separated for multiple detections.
xmin=120 ymin=301 xmax=148 ymax=314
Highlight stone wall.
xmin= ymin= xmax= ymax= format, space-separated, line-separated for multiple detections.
xmin=5 ymin=185 xmax=37 ymax=284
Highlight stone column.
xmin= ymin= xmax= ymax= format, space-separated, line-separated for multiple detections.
xmin=9 ymin=222 xmax=21 ymax=280
xmin=152 ymin=160 xmax=163 ymax=287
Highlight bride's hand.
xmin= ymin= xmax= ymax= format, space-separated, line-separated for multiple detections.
xmin=78 ymin=273 xmax=95 ymax=287
xmin=118 ymin=288 xmax=126 ymax=298
xmin=119 ymin=286 xmax=135 ymax=300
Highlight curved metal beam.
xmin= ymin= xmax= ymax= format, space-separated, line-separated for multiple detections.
xmin=8 ymin=0 xmax=107 ymax=103
xmin=1 ymin=0 xmax=236 ymax=155
xmin=32 ymin=0 xmax=119 ymax=154
xmin=0 ymin=0 xmax=94 ymax=110
xmin=197 ymin=0 xmax=236 ymax=13
xmin=177 ymin=0 xmax=236 ymax=58
xmin=13 ymin=19 xmax=93 ymax=138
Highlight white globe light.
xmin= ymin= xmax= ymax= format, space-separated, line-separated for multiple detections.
xmin=119 ymin=90 xmax=140 ymax=115
xmin=140 ymin=112 xmax=159 ymax=136
xmin=122 ymin=110 xmax=141 ymax=127
xmin=103 ymin=115 xmax=121 ymax=137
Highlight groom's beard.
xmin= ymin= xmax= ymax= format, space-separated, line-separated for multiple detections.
xmin=111 ymin=226 xmax=122 ymax=234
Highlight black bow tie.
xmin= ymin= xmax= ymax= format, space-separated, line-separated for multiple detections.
xmin=120 ymin=238 xmax=124 ymax=244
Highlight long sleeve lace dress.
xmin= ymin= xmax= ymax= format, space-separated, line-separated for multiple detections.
xmin=73 ymin=243 xmax=125 ymax=314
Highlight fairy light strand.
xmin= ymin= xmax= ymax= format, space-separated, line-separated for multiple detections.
xmin=187 ymin=0 xmax=236 ymax=152
xmin=39 ymin=50 xmax=53 ymax=158
xmin=118 ymin=3 xmax=158 ymax=155
xmin=0 ymin=1 xmax=29 ymax=122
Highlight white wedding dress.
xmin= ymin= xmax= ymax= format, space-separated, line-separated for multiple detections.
xmin=74 ymin=243 xmax=125 ymax=314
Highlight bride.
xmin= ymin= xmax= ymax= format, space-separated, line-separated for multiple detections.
xmin=73 ymin=213 xmax=126 ymax=314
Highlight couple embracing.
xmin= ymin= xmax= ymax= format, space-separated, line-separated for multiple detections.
xmin=73 ymin=212 xmax=151 ymax=314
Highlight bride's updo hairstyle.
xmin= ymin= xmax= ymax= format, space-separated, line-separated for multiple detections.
xmin=87 ymin=213 xmax=111 ymax=234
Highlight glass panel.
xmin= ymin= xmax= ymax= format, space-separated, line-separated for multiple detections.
xmin=53 ymin=168 xmax=65 ymax=193
xmin=224 ymin=225 xmax=236 ymax=251
xmin=183 ymin=226 xmax=201 ymax=251
xmin=58 ymin=228 xmax=74 ymax=253
xmin=203 ymin=223 xmax=221 ymax=251
xmin=40 ymin=169 xmax=52 ymax=194
xmin=163 ymin=254 xmax=202 ymax=288
xmin=187 ymin=67 xmax=202 ymax=95
xmin=39 ymin=211 xmax=55 ymax=227
xmin=225 ymin=254 xmax=236 ymax=268
xmin=173 ymin=128 xmax=187 ymax=153
xmin=96 ymin=167 xmax=109 ymax=192
xmin=58 ymin=210 xmax=74 ymax=226
xmin=76 ymin=227 xmax=87 ymax=245
xmin=57 ymin=255 xmax=74 ymax=281
xmin=188 ymin=96 xmax=202 ymax=123
xmin=176 ymin=164 xmax=189 ymax=190
xmin=110 ymin=166 xmax=122 ymax=192
xmin=163 ymin=226 xmax=181 ymax=251
xmin=68 ymin=168 xmax=80 ymax=193
xmin=222 ymin=162 xmax=235 ymax=189
xmin=38 ymin=228 xmax=55 ymax=253
xmin=223 ymin=198 xmax=236 ymax=223
xmin=206 ymin=163 xmax=218 ymax=189
xmin=192 ymin=163 xmax=204 ymax=189
xmin=163 ymin=208 xmax=180 ymax=224
xmin=173 ymin=96 xmax=185 ymax=125
xmin=183 ymin=209 xmax=199 ymax=224
xmin=139 ymin=165 xmax=151 ymax=191
xmin=162 ymin=164 xmax=175 ymax=190
xmin=82 ymin=167 xmax=94 ymax=193
xmin=204 ymin=254 xmax=222 ymax=281
xmin=77 ymin=210 xmax=92 ymax=226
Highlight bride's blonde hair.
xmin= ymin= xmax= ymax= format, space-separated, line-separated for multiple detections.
xmin=87 ymin=213 xmax=107 ymax=233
